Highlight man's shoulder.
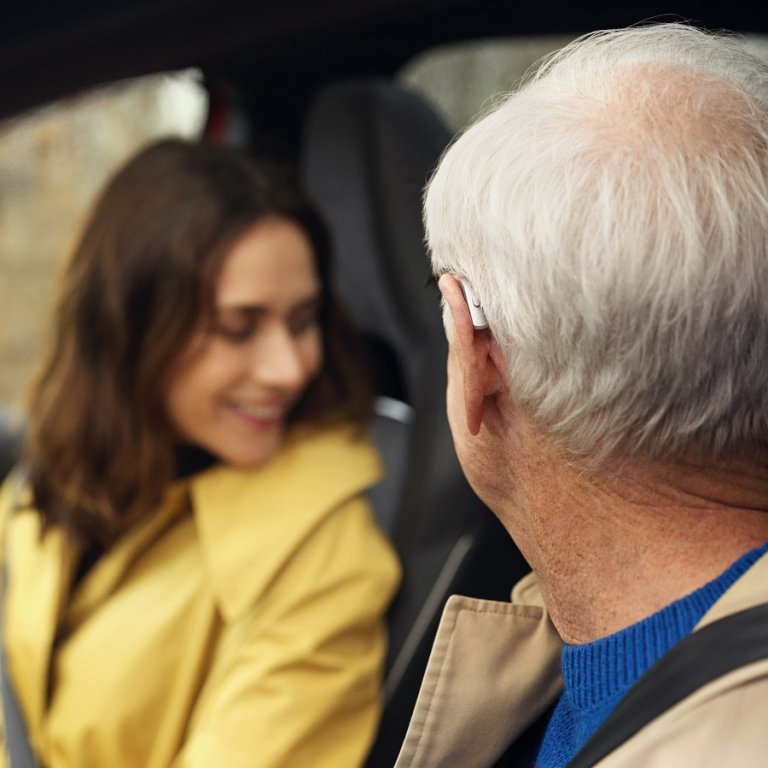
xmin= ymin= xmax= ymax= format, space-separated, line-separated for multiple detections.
xmin=698 ymin=549 xmax=768 ymax=627
xmin=586 ymin=553 xmax=768 ymax=767
xmin=601 ymin=656 xmax=768 ymax=767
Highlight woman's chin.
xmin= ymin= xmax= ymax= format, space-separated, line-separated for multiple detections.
xmin=215 ymin=431 xmax=286 ymax=469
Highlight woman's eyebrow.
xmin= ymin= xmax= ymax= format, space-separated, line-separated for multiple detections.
xmin=214 ymin=304 xmax=265 ymax=317
xmin=215 ymin=291 xmax=322 ymax=316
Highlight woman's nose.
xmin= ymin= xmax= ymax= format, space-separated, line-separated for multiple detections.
xmin=248 ymin=324 xmax=305 ymax=390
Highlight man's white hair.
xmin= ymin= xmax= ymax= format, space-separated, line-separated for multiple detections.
xmin=426 ymin=23 xmax=768 ymax=462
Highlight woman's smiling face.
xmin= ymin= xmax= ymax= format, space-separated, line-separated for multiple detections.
xmin=164 ymin=215 xmax=323 ymax=468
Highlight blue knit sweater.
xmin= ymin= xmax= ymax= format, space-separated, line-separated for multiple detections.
xmin=535 ymin=541 xmax=768 ymax=767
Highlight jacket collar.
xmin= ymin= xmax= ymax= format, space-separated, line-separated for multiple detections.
xmin=189 ymin=424 xmax=381 ymax=621
xmin=395 ymin=573 xmax=563 ymax=768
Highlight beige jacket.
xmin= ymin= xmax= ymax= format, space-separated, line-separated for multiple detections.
xmin=395 ymin=551 xmax=768 ymax=767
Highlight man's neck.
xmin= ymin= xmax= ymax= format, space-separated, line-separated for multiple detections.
xmin=497 ymin=448 xmax=768 ymax=644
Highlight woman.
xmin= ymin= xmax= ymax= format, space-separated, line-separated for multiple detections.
xmin=0 ymin=139 xmax=400 ymax=767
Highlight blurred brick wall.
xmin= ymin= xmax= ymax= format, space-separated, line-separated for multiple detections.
xmin=0 ymin=72 xmax=206 ymax=408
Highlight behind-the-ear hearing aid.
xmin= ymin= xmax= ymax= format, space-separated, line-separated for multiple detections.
xmin=458 ymin=277 xmax=489 ymax=330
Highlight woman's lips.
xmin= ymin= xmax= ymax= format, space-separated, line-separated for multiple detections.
xmin=227 ymin=401 xmax=286 ymax=428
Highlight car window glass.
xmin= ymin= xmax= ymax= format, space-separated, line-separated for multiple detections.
xmin=0 ymin=70 xmax=207 ymax=407
xmin=398 ymin=35 xmax=768 ymax=133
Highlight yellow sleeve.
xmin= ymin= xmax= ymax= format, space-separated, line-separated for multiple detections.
xmin=172 ymin=495 xmax=400 ymax=768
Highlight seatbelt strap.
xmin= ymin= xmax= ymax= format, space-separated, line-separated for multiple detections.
xmin=568 ymin=602 xmax=768 ymax=768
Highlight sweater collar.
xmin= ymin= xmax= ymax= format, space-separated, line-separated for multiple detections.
xmin=560 ymin=541 xmax=768 ymax=712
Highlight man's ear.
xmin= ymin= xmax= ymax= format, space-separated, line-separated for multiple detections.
xmin=438 ymin=274 xmax=503 ymax=435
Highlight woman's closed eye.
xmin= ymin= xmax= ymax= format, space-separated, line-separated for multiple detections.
xmin=212 ymin=310 xmax=260 ymax=343
xmin=212 ymin=299 xmax=320 ymax=343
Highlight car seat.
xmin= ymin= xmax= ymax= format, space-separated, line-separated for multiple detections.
xmin=300 ymin=78 xmax=531 ymax=767
xmin=0 ymin=409 xmax=22 ymax=482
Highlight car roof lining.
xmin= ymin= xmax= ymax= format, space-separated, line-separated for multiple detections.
xmin=4 ymin=0 xmax=768 ymax=123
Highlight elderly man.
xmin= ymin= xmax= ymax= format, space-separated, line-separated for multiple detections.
xmin=395 ymin=23 xmax=768 ymax=768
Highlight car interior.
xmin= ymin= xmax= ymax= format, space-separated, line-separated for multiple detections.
xmin=3 ymin=2 xmax=768 ymax=765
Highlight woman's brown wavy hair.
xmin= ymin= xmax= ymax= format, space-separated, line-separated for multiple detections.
xmin=25 ymin=138 xmax=372 ymax=546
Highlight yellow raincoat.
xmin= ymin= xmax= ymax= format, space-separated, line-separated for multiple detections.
xmin=0 ymin=424 xmax=400 ymax=767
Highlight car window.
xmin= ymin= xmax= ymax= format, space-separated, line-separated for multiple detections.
xmin=398 ymin=36 xmax=576 ymax=132
xmin=399 ymin=34 xmax=768 ymax=132
xmin=0 ymin=70 xmax=206 ymax=407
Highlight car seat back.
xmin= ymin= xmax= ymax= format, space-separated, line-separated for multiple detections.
xmin=301 ymin=79 xmax=530 ymax=767
xmin=0 ymin=409 xmax=22 ymax=483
